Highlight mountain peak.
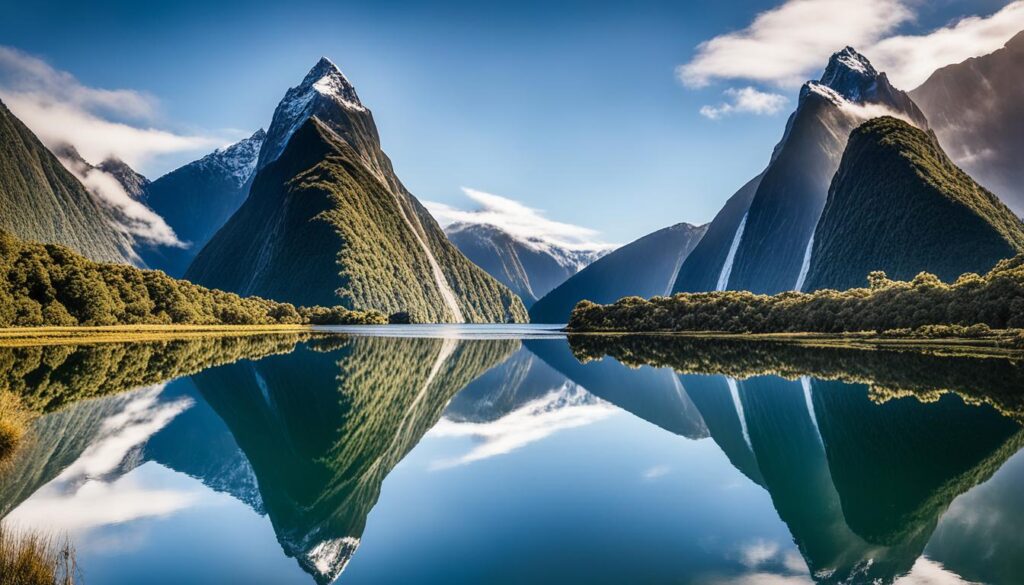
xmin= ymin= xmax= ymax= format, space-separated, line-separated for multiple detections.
xmin=818 ymin=46 xmax=879 ymax=98
xmin=1006 ymin=30 xmax=1024 ymax=51
xmin=297 ymin=56 xmax=363 ymax=110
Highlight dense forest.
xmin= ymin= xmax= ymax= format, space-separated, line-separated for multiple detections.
xmin=568 ymin=254 xmax=1024 ymax=336
xmin=0 ymin=229 xmax=386 ymax=328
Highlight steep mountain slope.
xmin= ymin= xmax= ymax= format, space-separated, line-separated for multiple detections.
xmin=0 ymin=99 xmax=135 ymax=264
xmin=703 ymin=48 xmax=928 ymax=294
xmin=140 ymin=129 xmax=265 ymax=277
xmin=802 ymin=117 xmax=1024 ymax=292
xmin=445 ymin=222 xmax=608 ymax=308
xmin=529 ymin=223 xmax=705 ymax=323
xmin=188 ymin=59 xmax=526 ymax=323
xmin=672 ymin=174 xmax=762 ymax=293
xmin=910 ymin=31 xmax=1024 ymax=215
xmin=97 ymin=157 xmax=149 ymax=199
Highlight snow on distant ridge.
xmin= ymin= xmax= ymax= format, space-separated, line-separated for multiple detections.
xmin=427 ymin=187 xmax=617 ymax=259
xmin=195 ymin=129 xmax=266 ymax=188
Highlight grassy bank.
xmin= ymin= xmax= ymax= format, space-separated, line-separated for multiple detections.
xmin=0 ymin=524 xmax=77 ymax=585
xmin=0 ymin=324 xmax=316 ymax=347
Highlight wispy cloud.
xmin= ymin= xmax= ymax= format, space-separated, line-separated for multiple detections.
xmin=59 ymin=155 xmax=186 ymax=248
xmin=0 ymin=45 xmax=224 ymax=173
xmin=677 ymin=0 xmax=911 ymax=89
xmin=869 ymin=1 xmax=1024 ymax=89
xmin=679 ymin=1 xmax=1024 ymax=98
xmin=425 ymin=187 xmax=617 ymax=252
xmin=700 ymin=87 xmax=788 ymax=120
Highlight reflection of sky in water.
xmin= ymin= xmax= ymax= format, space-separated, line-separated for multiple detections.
xmin=2 ymin=336 xmax=1013 ymax=585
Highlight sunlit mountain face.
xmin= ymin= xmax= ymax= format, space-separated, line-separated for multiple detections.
xmin=0 ymin=330 xmax=1020 ymax=585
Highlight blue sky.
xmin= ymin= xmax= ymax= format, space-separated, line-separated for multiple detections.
xmin=0 ymin=0 xmax=1018 ymax=245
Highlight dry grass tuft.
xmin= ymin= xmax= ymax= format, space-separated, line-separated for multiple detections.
xmin=0 ymin=524 xmax=78 ymax=584
xmin=0 ymin=391 xmax=34 ymax=465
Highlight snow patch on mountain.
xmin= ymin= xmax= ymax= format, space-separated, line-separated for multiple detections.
xmin=258 ymin=57 xmax=366 ymax=170
xmin=428 ymin=187 xmax=617 ymax=261
xmin=193 ymin=129 xmax=265 ymax=188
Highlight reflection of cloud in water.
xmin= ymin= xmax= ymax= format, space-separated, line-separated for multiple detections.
xmin=893 ymin=558 xmax=980 ymax=585
xmin=6 ymin=385 xmax=198 ymax=533
xmin=429 ymin=382 xmax=616 ymax=469
xmin=642 ymin=465 xmax=671 ymax=480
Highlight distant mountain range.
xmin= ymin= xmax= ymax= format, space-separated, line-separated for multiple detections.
xmin=186 ymin=59 xmax=527 ymax=323
xmin=911 ymin=31 xmax=1024 ymax=217
xmin=803 ymin=116 xmax=1024 ymax=292
xmin=530 ymin=222 xmax=706 ymax=323
xmin=445 ymin=222 xmax=609 ymax=308
xmin=139 ymin=129 xmax=265 ymax=277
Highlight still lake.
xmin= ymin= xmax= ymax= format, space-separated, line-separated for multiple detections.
xmin=1 ymin=325 xmax=1022 ymax=584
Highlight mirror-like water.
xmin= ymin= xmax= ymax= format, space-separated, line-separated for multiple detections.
xmin=1 ymin=326 xmax=1021 ymax=584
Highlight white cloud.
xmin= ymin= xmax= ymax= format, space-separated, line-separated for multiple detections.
xmin=59 ymin=155 xmax=186 ymax=248
xmin=869 ymin=1 xmax=1024 ymax=89
xmin=700 ymin=87 xmax=788 ymax=120
xmin=428 ymin=382 xmax=616 ymax=469
xmin=0 ymin=45 xmax=224 ymax=172
xmin=642 ymin=465 xmax=671 ymax=480
xmin=6 ymin=385 xmax=199 ymax=533
xmin=893 ymin=558 xmax=981 ymax=585
xmin=677 ymin=0 xmax=912 ymax=88
xmin=424 ymin=187 xmax=617 ymax=252
xmin=678 ymin=1 xmax=1024 ymax=92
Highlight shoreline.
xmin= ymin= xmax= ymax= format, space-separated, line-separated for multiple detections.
xmin=0 ymin=324 xmax=315 ymax=347
xmin=563 ymin=329 xmax=1024 ymax=359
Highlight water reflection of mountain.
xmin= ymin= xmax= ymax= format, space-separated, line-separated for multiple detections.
xmin=188 ymin=336 xmax=517 ymax=583
xmin=0 ymin=334 xmax=307 ymax=518
xmin=3 ymin=333 xmax=1023 ymax=585
xmin=569 ymin=335 xmax=1024 ymax=584
xmin=0 ymin=335 xmax=515 ymax=585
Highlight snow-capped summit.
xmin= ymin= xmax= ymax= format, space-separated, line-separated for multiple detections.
xmin=197 ymin=128 xmax=266 ymax=189
xmin=303 ymin=57 xmax=364 ymax=110
xmin=256 ymin=57 xmax=371 ymax=170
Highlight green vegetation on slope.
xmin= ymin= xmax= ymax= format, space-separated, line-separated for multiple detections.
xmin=0 ymin=100 xmax=133 ymax=265
xmin=0 ymin=228 xmax=384 ymax=328
xmin=187 ymin=117 xmax=527 ymax=324
xmin=568 ymin=254 xmax=1024 ymax=334
xmin=804 ymin=116 xmax=1024 ymax=292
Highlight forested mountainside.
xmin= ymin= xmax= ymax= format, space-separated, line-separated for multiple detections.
xmin=0 ymin=100 xmax=135 ymax=265
xmin=803 ymin=117 xmax=1024 ymax=292
xmin=187 ymin=58 xmax=527 ymax=323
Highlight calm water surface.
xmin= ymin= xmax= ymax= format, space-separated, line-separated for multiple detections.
xmin=1 ymin=326 xmax=1022 ymax=584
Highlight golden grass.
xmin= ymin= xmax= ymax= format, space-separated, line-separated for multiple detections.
xmin=0 ymin=324 xmax=312 ymax=347
xmin=0 ymin=391 xmax=33 ymax=466
xmin=0 ymin=524 xmax=77 ymax=585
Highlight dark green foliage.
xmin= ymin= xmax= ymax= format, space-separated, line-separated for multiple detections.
xmin=0 ymin=100 xmax=132 ymax=264
xmin=804 ymin=117 xmax=1024 ymax=291
xmin=568 ymin=254 xmax=1024 ymax=334
xmin=530 ymin=223 xmax=706 ymax=323
xmin=388 ymin=311 xmax=411 ymax=325
xmin=187 ymin=118 xmax=527 ymax=324
xmin=0 ymin=229 xmax=383 ymax=327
